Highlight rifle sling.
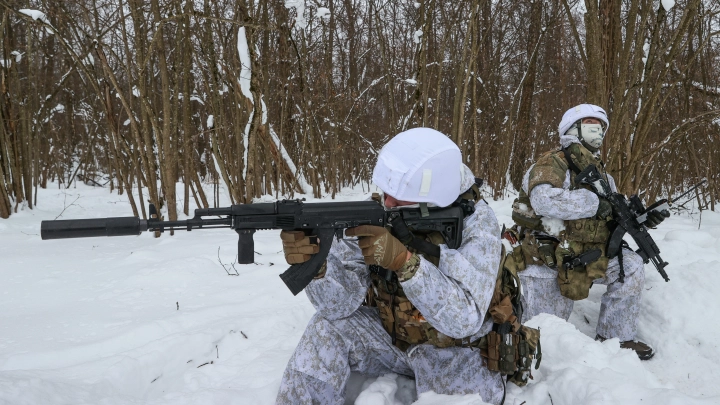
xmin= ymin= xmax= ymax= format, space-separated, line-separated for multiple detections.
xmin=562 ymin=147 xmax=583 ymax=175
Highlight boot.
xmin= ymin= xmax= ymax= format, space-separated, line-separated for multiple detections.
xmin=595 ymin=334 xmax=655 ymax=360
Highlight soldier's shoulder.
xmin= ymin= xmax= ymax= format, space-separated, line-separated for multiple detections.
xmin=534 ymin=148 xmax=567 ymax=169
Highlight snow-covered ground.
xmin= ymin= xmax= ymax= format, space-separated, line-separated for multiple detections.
xmin=0 ymin=182 xmax=718 ymax=405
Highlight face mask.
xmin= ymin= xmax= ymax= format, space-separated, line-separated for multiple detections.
xmin=580 ymin=123 xmax=605 ymax=149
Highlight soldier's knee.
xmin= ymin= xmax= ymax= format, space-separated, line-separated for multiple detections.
xmin=621 ymin=250 xmax=645 ymax=279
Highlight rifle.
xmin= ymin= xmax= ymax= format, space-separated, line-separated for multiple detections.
xmin=41 ymin=199 xmax=469 ymax=295
xmin=574 ymin=165 xmax=705 ymax=282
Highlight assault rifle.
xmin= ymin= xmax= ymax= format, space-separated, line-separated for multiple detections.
xmin=41 ymin=199 xmax=471 ymax=295
xmin=575 ymin=164 xmax=705 ymax=282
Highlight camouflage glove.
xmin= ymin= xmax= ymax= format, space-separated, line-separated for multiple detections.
xmin=596 ymin=197 xmax=613 ymax=219
xmin=345 ymin=225 xmax=408 ymax=271
xmin=280 ymin=230 xmax=319 ymax=264
xmin=645 ymin=209 xmax=670 ymax=228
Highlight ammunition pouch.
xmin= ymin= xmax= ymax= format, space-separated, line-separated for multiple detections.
xmin=485 ymin=324 xmax=541 ymax=386
xmin=520 ymin=232 xmax=559 ymax=268
xmin=511 ymin=198 xmax=544 ymax=231
xmin=369 ymin=275 xmax=459 ymax=351
xmin=564 ymin=218 xmax=611 ymax=243
xmin=555 ymin=241 xmax=609 ymax=300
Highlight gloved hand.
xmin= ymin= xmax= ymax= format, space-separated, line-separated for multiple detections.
xmin=280 ymin=230 xmax=319 ymax=264
xmin=645 ymin=209 xmax=670 ymax=228
xmin=596 ymin=197 xmax=613 ymax=219
xmin=345 ymin=225 xmax=408 ymax=271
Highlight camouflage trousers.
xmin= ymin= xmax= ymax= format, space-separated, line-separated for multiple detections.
xmin=276 ymin=306 xmax=504 ymax=405
xmin=519 ymin=248 xmax=644 ymax=341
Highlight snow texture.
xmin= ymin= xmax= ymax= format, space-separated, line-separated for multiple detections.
xmin=237 ymin=27 xmax=253 ymax=102
xmin=285 ymin=0 xmax=307 ymax=29
xmin=0 ymin=183 xmax=719 ymax=404
xmin=19 ymin=8 xmax=54 ymax=34
xmin=413 ymin=30 xmax=423 ymax=44
xmin=316 ymin=7 xmax=330 ymax=19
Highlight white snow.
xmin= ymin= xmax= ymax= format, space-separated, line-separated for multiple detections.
xmin=285 ymin=0 xmax=307 ymax=30
xmin=268 ymin=128 xmax=313 ymax=194
xmin=11 ymin=51 xmax=23 ymax=63
xmin=662 ymin=0 xmax=676 ymax=11
xmin=19 ymin=8 xmax=54 ymax=34
xmin=413 ymin=30 xmax=423 ymax=44
xmin=540 ymin=216 xmax=564 ymax=236
xmin=0 ymin=183 xmax=719 ymax=404
xmin=83 ymin=53 xmax=94 ymax=66
xmin=206 ymin=115 xmax=214 ymax=129
xmin=237 ymin=27 xmax=253 ymax=102
xmin=316 ymin=7 xmax=331 ymax=19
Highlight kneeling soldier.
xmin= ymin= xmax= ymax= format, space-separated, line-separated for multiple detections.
xmin=509 ymin=104 xmax=668 ymax=360
xmin=276 ymin=128 xmax=539 ymax=405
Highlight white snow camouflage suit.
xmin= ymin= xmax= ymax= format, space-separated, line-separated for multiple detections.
xmin=518 ymin=134 xmax=644 ymax=342
xmin=275 ymin=199 xmax=506 ymax=404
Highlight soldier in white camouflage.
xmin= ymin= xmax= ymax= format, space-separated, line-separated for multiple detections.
xmin=275 ymin=128 xmax=539 ymax=405
xmin=511 ymin=104 xmax=669 ymax=360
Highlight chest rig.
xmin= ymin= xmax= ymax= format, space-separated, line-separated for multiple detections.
xmin=366 ymin=180 xmax=541 ymax=386
xmin=510 ymin=143 xmax=613 ymax=300
xmin=365 ymin=183 xmax=482 ymax=352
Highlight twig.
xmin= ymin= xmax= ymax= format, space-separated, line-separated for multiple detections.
xmin=698 ymin=207 xmax=703 ymax=230
xmin=54 ymin=194 xmax=82 ymax=220
xmin=151 ymin=375 xmax=162 ymax=383
xmin=176 ymin=302 xmax=179 ymax=310
xmin=217 ymin=247 xmax=239 ymax=276
xmin=549 ymin=393 xmax=554 ymax=405
xmin=197 ymin=361 xmax=214 ymax=368
xmin=216 ymin=345 xmax=219 ymax=359
xmin=241 ymin=331 xmax=248 ymax=339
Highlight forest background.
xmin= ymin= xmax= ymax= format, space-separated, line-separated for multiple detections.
xmin=0 ymin=0 xmax=718 ymax=222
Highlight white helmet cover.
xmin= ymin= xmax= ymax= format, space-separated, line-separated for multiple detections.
xmin=372 ymin=127 xmax=462 ymax=207
xmin=558 ymin=104 xmax=609 ymax=136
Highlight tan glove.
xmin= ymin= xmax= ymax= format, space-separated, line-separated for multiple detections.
xmin=345 ymin=225 xmax=408 ymax=271
xmin=280 ymin=230 xmax=320 ymax=264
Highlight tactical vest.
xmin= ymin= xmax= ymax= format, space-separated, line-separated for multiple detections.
xmin=366 ymin=183 xmax=541 ymax=386
xmin=511 ymin=143 xmax=612 ymax=300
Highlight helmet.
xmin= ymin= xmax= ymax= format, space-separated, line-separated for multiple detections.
xmin=372 ymin=127 xmax=461 ymax=207
xmin=558 ymin=104 xmax=609 ymax=136
xmin=558 ymin=104 xmax=609 ymax=151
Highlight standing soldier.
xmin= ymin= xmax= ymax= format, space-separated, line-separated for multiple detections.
xmin=510 ymin=104 xmax=669 ymax=360
xmin=276 ymin=128 xmax=539 ymax=405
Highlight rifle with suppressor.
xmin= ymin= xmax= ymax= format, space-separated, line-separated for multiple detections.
xmin=575 ymin=164 xmax=706 ymax=282
xmin=41 ymin=199 xmax=470 ymax=295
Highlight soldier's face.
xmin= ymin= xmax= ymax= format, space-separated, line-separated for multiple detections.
xmin=582 ymin=118 xmax=602 ymax=125
xmin=383 ymin=194 xmax=416 ymax=208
